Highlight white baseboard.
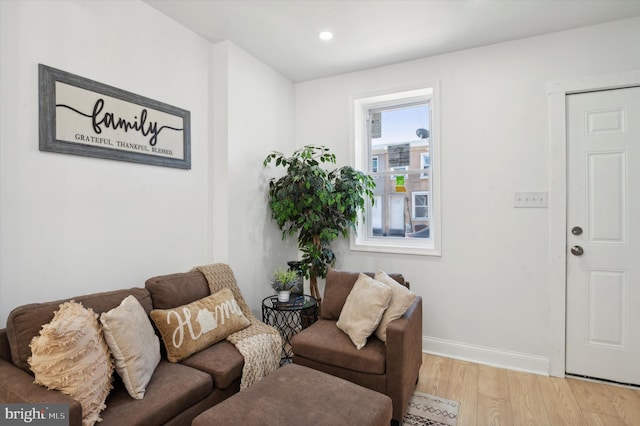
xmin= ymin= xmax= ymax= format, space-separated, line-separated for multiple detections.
xmin=422 ymin=336 xmax=550 ymax=376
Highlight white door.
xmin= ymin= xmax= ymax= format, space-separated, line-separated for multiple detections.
xmin=388 ymin=195 xmax=404 ymax=234
xmin=566 ymin=86 xmax=640 ymax=385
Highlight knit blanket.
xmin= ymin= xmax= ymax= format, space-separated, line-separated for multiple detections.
xmin=194 ymin=264 xmax=282 ymax=389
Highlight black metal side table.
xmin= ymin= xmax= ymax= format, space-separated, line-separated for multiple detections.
xmin=262 ymin=294 xmax=318 ymax=365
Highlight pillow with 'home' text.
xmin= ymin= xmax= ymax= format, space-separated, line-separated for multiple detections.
xmin=150 ymin=288 xmax=250 ymax=362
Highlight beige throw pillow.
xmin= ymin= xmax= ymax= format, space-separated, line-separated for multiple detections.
xmin=336 ymin=273 xmax=392 ymax=350
xmin=373 ymin=270 xmax=417 ymax=342
xmin=150 ymin=288 xmax=250 ymax=362
xmin=100 ymin=295 xmax=161 ymax=399
xmin=29 ymin=301 xmax=113 ymax=426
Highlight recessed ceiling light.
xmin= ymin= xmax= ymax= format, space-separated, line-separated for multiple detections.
xmin=318 ymin=31 xmax=334 ymax=41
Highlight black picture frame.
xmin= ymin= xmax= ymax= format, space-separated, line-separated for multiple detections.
xmin=39 ymin=64 xmax=191 ymax=169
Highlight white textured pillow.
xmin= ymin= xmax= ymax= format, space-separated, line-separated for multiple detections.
xmin=336 ymin=273 xmax=392 ymax=350
xmin=29 ymin=301 xmax=113 ymax=426
xmin=100 ymin=295 xmax=161 ymax=399
xmin=373 ymin=270 xmax=417 ymax=342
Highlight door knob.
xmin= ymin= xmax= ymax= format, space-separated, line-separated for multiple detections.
xmin=571 ymin=246 xmax=584 ymax=256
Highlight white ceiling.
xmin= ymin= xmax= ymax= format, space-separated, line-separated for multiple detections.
xmin=144 ymin=0 xmax=640 ymax=82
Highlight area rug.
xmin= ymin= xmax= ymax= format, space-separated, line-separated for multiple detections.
xmin=402 ymin=391 xmax=459 ymax=426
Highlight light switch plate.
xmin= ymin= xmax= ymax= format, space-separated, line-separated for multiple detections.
xmin=514 ymin=191 xmax=548 ymax=208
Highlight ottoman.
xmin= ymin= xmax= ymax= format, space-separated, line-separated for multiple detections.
xmin=191 ymin=364 xmax=392 ymax=426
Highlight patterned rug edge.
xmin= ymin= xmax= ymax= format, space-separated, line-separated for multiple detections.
xmin=402 ymin=391 xmax=460 ymax=426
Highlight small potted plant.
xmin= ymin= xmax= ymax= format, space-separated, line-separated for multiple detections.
xmin=270 ymin=268 xmax=299 ymax=302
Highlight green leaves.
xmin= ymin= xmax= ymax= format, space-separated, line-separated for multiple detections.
xmin=263 ymin=145 xmax=374 ymax=280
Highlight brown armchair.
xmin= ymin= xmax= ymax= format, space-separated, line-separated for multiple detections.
xmin=290 ymin=269 xmax=422 ymax=422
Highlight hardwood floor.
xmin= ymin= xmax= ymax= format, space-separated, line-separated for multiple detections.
xmin=416 ymin=353 xmax=640 ymax=425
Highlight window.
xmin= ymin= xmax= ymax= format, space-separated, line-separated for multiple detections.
xmin=372 ymin=156 xmax=379 ymax=179
xmin=412 ymin=191 xmax=429 ymax=220
xmin=420 ymin=152 xmax=430 ymax=179
xmin=351 ymin=85 xmax=440 ymax=256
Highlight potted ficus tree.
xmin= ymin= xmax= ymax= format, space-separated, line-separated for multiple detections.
xmin=263 ymin=145 xmax=375 ymax=308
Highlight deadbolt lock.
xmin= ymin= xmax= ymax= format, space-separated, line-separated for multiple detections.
xmin=571 ymin=226 xmax=583 ymax=236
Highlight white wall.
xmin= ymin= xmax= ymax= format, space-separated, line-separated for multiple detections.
xmin=0 ymin=0 xmax=211 ymax=326
xmin=212 ymin=41 xmax=297 ymax=316
xmin=3 ymin=0 xmax=637 ymax=373
xmin=0 ymin=1 xmax=297 ymax=326
xmin=295 ymin=17 xmax=640 ymax=373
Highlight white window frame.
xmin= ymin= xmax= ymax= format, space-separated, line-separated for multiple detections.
xmin=389 ymin=166 xmax=408 ymax=181
xmin=350 ymin=84 xmax=441 ymax=256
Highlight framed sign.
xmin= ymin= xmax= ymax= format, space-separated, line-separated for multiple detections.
xmin=39 ymin=64 xmax=191 ymax=169
xmin=388 ymin=143 xmax=410 ymax=168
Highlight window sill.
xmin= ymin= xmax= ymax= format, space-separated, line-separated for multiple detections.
xmin=350 ymin=237 xmax=441 ymax=257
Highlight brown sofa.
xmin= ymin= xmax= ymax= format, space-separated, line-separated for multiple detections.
xmin=290 ymin=269 xmax=423 ymax=422
xmin=0 ymin=269 xmax=244 ymax=426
